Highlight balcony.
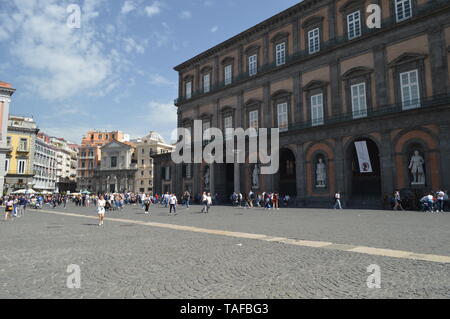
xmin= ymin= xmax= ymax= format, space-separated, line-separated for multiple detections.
xmin=288 ymin=94 xmax=450 ymax=132
xmin=174 ymin=0 xmax=449 ymax=106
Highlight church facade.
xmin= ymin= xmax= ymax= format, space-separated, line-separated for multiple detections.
xmin=154 ymin=0 xmax=450 ymax=208
xmin=93 ymin=140 xmax=137 ymax=193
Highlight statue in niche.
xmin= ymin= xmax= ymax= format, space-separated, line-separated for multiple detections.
xmin=409 ymin=150 xmax=425 ymax=185
xmin=316 ymin=157 xmax=327 ymax=188
xmin=252 ymin=164 xmax=260 ymax=189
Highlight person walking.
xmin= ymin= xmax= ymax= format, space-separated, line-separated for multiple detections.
xmin=97 ymin=195 xmax=106 ymax=226
xmin=334 ymin=192 xmax=343 ymax=210
xmin=169 ymin=194 xmax=178 ymax=215
xmin=436 ymin=190 xmax=445 ymax=213
xmin=393 ymin=190 xmax=405 ymax=211
xmin=205 ymin=193 xmax=212 ymax=214
xmin=4 ymin=198 xmax=14 ymax=221
xmin=183 ymin=191 xmax=191 ymax=209
xmin=144 ymin=196 xmax=151 ymax=215
xmin=272 ymin=193 xmax=280 ymax=210
xmin=201 ymin=192 xmax=208 ymax=213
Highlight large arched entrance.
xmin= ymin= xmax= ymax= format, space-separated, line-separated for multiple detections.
xmin=346 ymin=138 xmax=382 ymax=208
xmin=278 ymin=148 xmax=297 ymax=196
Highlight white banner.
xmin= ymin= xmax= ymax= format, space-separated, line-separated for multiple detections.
xmin=355 ymin=141 xmax=373 ymax=173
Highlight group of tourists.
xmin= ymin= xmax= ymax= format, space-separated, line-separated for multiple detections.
xmin=2 ymin=194 xmax=72 ymax=221
xmin=392 ymin=189 xmax=448 ymax=212
xmin=230 ymin=191 xmax=291 ymax=210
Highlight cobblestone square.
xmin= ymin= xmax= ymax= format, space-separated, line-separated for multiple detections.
xmin=1 ymin=204 xmax=449 ymax=299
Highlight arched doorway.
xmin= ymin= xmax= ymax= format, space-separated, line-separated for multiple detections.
xmin=279 ymin=148 xmax=297 ymax=196
xmin=347 ymin=138 xmax=382 ymax=207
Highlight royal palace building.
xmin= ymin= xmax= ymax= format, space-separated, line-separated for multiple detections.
xmin=153 ymin=0 xmax=450 ymax=208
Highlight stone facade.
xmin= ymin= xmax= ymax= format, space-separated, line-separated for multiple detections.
xmin=154 ymin=0 xmax=450 ymax=208
xmin=77 ymin=130 xmax=128 ymax=192
xmin=93 ymin=140 xmax=137 ymax=193
xmin=133 ymin=131 xmax=174 ymax=194
xmin=5 ymin=116 xmax=39 ymax=193
xmin=0 ymin=81 xmax=15 ymax=195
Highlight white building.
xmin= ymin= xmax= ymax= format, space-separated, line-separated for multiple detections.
xmin=32 ymin=133 xmax=57 ymax=191
xmin=50 ymin=137 xmax=78 ymax=192
xmin=0 ymin=81 xmax=15 ymax=195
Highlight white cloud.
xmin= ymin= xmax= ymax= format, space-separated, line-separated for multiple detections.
xmin=149 ymin=74 xmax=176 ymax=87
xmin=124 ymin=38 xmax=147 ymax=54
xmin=145 ymin=1 xmax=162 ymax=17
xmin=210 ymin=25 xmax=219 ymax=33
xmin=0 ymin=0 xmax=117 ymax=101
xmin=144 ymin=101 xmax=178 ymax=142
xmin=121 ymin=0 xmax=136 ymax=14
xmin=179 ymin=10 xmax=192 ymax=20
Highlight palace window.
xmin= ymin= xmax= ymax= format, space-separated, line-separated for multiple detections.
xmin=224 ymin=65 xmax=232 ymax=85
xmin=249 ymin=54 xmax=257 ymax=76
xmin=185 ymin=81 xmax=192 ymax=99
xmin=400 ymin=69 xmax=420 ymax=110
xmin=203 ymin=121 xmax=211 ymax=143
xmin=395 ymin=0 xmax=412 ymax=22
xmin=249 ymin=110 xmax=259 ymax=136
xmin=308 ymin=28 xmax=320 ymax=54
xmin=5 ymin=158 xmax=9 ymax=173
xmin=224 ymin=116 xmax=233 ymax=140
xmin=311 ymin=94 xmax=324 ymax=126
xmin=351 ymin=83 xmax=367 ymax=118
xmin=203 ymin=73 xmax=210 ymax=93
xmin=275 ymin=42 xmax=286 ymax=66
xmin=347 ymin=11 xmax=361 ymax=40
xmin=277 ymin=103 xmax=288 ymax=132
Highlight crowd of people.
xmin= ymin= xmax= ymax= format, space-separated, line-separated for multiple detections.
xmin=3 ymin=187 xmax=449 ymax=224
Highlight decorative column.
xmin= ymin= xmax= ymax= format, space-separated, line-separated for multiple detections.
xmin=373 ymin=44 xmax=388 ymax=107
xmin=380 ymin=131 xmax=395 ymax=207
xmin=295 ymin=144 xmax=306 ymax=205
xmin=427 ymin=25 xmax=448 ymax=96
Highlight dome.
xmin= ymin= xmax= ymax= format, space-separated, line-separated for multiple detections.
xmin=146 ymin=131 xmax=166 ymax=143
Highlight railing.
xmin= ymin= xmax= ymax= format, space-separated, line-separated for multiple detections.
xmin=288 ymin=94 xmax=450 ymax=132
xmin=174 ymin=0 xmax=449 ymax=105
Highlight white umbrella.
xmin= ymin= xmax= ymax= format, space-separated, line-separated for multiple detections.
xmin=11 ymin=189 xmax=27 ymax=194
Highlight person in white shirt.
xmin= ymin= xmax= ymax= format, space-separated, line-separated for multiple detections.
xmin=436 ymin=190 xmax=445 ymax=212
xmin=334 ymin=192 xmax=343 ymax=210
xmin=169 ymin=194 xmax=178 ymax=215
xmin=205 ymin=193 xmax=212 ymax=214
xmin=97 ymin=195 xmax=106 ymax=226
xmin=201 ymin=192 xmax=208 ymax=213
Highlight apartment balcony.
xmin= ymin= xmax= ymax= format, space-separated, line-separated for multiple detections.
xmin=16 ymin=147 xmax=30 ymax=153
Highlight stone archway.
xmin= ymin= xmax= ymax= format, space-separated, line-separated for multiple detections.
xmin=278 ymin=148 xmax=297 ymax=196
xmin=346 ymin=137 xmax=382 ymax=207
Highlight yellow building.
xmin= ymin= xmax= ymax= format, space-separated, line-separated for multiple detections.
xmin=4 ymin=116 xmax=39 ymax=193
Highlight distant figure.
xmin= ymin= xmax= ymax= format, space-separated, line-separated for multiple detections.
xmin=334 ymin=192 xmax=343 ymax=210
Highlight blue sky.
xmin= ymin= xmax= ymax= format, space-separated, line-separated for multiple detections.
xmin=0 ymin=0 xmax=300 ymax=144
